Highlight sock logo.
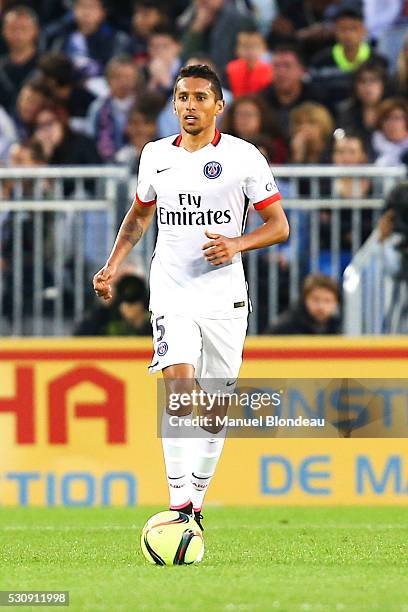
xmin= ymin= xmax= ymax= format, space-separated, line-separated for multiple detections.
xmin=192 ymin=483 xmax=207 ymax=490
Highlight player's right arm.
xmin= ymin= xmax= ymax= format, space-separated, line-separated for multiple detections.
xmin=93 ymin=143 xmax=157 ymax=300
xmin=93 ymin=201 xmax=156 ymax=300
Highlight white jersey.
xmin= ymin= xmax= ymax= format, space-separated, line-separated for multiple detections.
xmin=136 ymin=130 xmax=282 ymax=319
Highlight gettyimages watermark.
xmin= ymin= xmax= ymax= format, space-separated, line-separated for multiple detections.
xmin=157 ymin=378 xmax=408 ymax=438
xmin=165 ymin=387 xmax=323 ymax=429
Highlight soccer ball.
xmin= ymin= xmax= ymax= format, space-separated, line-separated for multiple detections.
xmin=141 ymin=510 xmax=204 ymax=566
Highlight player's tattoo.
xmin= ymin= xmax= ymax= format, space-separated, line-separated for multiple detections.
xmin=122 ymin=218 xmax=143 ymax=246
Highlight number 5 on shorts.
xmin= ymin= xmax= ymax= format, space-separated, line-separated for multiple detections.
xmin=155 ymin=316 xmax=165 ymax=341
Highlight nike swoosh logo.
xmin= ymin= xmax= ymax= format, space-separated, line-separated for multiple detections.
xmin=157 ymin=167 xmax=171 ymax=173
xmin=226 ymin=380 xmax=237 ymax=386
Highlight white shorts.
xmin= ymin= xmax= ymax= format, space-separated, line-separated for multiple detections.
xmin=149 ymin=313 xmax=248 ymax=390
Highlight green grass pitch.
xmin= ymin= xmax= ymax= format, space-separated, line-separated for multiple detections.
xmin=1 ymin=506 xmax=408 ymax=612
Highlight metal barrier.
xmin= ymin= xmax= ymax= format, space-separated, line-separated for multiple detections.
xmin=247 ymin=165 xmax=407 ymax=334
xmin=1 ymin=164 xmax=406 ymax=336
xmin=0 ymin=166 xmax=128 ymax=336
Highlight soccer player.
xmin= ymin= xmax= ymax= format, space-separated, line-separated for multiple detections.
xmin=93 ymin=64 xmax=289 ymax=529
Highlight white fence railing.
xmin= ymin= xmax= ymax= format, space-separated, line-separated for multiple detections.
xmin=0 ymin=166 xmax=128 ymax=336
xmin=0 ymin=164 xmax=406 ymax=336
xmin=247 ymin=165 xmax=407 ymax=333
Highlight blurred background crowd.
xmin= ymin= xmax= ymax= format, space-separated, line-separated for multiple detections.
xmin=0 ymin=0 xmax=408 ymax=336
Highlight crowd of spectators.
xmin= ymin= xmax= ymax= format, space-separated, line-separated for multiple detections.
xmin=0 ymin=0 xmax=406 ymax=171
xmin=0 ymin=0 xmax=407 ymax=334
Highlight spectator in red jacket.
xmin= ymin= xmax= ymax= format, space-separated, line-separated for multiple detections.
xmin=226 ymin=29 xmax=273 ymax=97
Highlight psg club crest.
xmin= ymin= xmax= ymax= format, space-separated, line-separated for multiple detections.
xmin=157 ymin=341 xmax=168 ymax=357
xmin=203 ymin=161 xmax=222 ymax=179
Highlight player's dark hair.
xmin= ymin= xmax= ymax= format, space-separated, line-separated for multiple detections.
xmin=173 ymin=64 xmax=223 ymax=102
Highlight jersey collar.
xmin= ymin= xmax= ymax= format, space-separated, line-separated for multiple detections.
xmin=172 ymin=128 xmax=222 ymax=148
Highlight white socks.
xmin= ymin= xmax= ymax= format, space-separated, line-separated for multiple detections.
xmin=190 ymin=427 xmax=226 ymax=512
xmin=161 ymin=410 xmax=191 ymax=509
xmin=161 ymin=411 xmax=226 ymax=512
xmin=162 ymin=411 xmax=226 ymax=512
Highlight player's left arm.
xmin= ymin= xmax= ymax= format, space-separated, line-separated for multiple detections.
xmin=203 ymin=202 xmax=289 ymax=266
xmin=238 ymin=200 xmax=289 ymax=252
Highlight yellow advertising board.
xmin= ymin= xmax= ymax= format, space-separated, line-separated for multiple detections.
xmin=1 ymin=337 xmax=408 ymax=506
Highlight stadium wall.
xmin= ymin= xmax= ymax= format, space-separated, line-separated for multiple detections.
xmin=1 ymin=337 xmax=408 ymax=507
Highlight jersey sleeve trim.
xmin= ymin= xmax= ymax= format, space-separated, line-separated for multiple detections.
xmin=136 ymin=193 xmax=156 ymax=207
xmin=253 ymin=192 xmax=282 ymax=210
xmin=172 ymin=134 xmax=182 ymax=147
xmin=211 ymin=128 xmax=222 ymax=146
